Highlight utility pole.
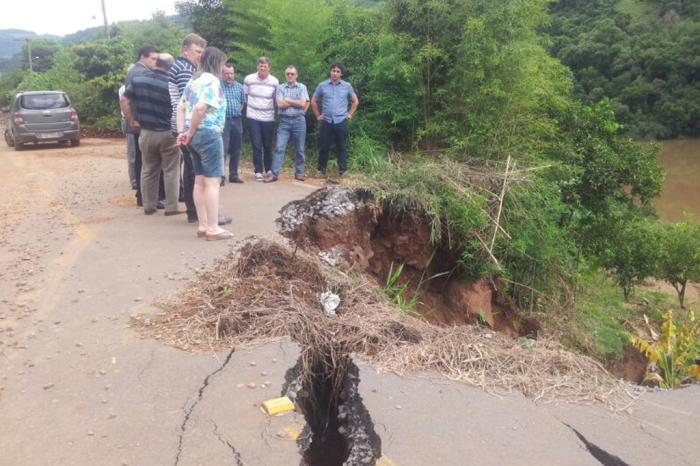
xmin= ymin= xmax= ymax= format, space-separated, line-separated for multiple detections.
xmin=100 ymin=0 xmax=109 ymax=39
xmin=27 ymin=39 xmax=32 ymax=72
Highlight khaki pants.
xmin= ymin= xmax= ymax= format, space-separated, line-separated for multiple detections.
xmin=139 ymin=129 xmax=180 ymax=212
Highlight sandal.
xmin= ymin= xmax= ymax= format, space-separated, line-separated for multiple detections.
xmin=205 ymin=230 xmax=234 ymax=241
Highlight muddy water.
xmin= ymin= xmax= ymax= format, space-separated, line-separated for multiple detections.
xmin=654 ymin=138 xmax=700 ymax=221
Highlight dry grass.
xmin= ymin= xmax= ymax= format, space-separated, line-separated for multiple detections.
xmin=131 ymin=238 xmax=631 ymax=406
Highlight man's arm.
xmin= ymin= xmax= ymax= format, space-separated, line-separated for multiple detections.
xmin=119 ymin=95 xmax=140 ymax=130
xmin=347 ymin=94 xmax=359 ymax=119
xmin=311 ymin=95 xmax=322 ymax=120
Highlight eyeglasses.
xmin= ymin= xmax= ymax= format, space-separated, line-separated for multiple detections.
xmin=286 ymin=72 xmax=296 ymax=76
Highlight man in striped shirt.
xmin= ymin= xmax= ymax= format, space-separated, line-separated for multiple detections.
xmin=123 ymin=54 xmax=182 ymax=216
xmin=169 ymin=34 xmax=204 ymax=223
xmin=244 ymin=57 xmax=279 ymax=181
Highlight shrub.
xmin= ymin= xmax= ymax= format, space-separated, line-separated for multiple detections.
xmin=630 ymin=309 xmax=700 ymax=388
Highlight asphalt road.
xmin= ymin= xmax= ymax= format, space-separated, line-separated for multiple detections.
xmin=1 ymin=139 xmax=698 ymax=466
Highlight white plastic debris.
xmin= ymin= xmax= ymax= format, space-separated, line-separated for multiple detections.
xmin=320 ymin=291 xmax=340 ymax=316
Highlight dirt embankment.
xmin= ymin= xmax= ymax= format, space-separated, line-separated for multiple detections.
xmin=278 ymin=187 xmax=540 ymax=337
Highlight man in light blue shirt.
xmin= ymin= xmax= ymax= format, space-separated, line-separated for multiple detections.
xmin=265 ymin=65 xmax=309 ymax=182
xmin=311 ymin=63 xmax=359 ymax=176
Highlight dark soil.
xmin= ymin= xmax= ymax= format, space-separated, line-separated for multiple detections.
xmin=284 ymin=356 xmax=381 ymax=466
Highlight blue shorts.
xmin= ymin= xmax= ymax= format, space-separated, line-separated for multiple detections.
xmin=189 ymin=128 xmax=224 ymax=178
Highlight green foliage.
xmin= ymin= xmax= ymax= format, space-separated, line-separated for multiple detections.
xmin=656 ymin=216 xmax=700 ymax=308
xmin=566 ymin=266 xmax=661 ymax=363
xmin=118 ymin=11 xmax=184 ymax=56
xmin=0 ymin=70 xmax=24 ymax=108
xmin=177 ymin=0 xmax=232 ymax=50
xmin=16 ymin=48 xmax=83 ymax=100
xmin=70 ymin=37 xmax=134 ymax=127
xmin=546 ymin=0 xmax=700 ymax=138
xmin=630 ymin=309 xmax=700 ymax=388
xmin=22 ymin=38 xmax=60 ymax=72
xmin=348 ymin=132 xmax=390 ymax=174
xmin=601 ymin=215 xmax=662 ymax=300
xmin=383 ymin=252 xmax=448 ymax=317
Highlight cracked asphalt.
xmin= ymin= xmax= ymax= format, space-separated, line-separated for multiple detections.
xmin=0 ymin=139 xmax=309 ymax=465
xmin=1 ymin=139 xmax=699 ymax=466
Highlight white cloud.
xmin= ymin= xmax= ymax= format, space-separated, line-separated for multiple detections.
xmin=1 ymin=0 xmax=178 ymax=36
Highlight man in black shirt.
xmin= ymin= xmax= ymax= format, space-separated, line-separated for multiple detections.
xmin=124 ymin=54 xmax=182 ymax=215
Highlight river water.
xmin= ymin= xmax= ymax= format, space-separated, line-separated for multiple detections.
xmin=654 ymin=138 xmax=700 ymax=222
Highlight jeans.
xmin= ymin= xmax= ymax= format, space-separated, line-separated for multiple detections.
xmin=271 ymin=116 xmax=306 ymax=177
xmin=131 ymin=132 xmax=143 ymax=204
xmin=247 ymin=118 xmax=275 ymax=174
xmin=122 ymin=119 xmax=136 ymax=186
xmin=318 ymin=119 xmax=349 ymax=173
xmin=189 ymin=128 xmax=225 ymax=178
xmin=222 ymin=117 xmax=243 ymax=178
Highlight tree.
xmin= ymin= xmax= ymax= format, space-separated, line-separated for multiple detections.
xmin=176 ymin=0 xmax=232 ymax=50
xmin=22 ymin=38 xmax=59 ymax=72
xmin=602 ymin=216 xmax=662 ymax=301
xmin=657 ymin=217 xmax=700 ymax=308
xmin=118 ymin=12 xmax=184 ymax=56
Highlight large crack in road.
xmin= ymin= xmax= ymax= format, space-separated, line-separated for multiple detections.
xmin=564 ymin=423 xmax=631 ymax=466
xmin=174 ymin=348 xmax=236 ymax=466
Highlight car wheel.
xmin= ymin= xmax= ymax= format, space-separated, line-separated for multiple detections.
xmin=4 ymin=129 xmax=15 ymax=147
xmin=71 ymin=137 xmax=81 ymax=147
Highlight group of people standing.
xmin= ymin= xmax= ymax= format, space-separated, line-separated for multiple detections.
xmin=119 ymin=33 xmax=359 ymax=241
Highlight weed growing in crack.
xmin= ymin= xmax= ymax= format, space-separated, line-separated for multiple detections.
xmin=383 ymin=251 xmax=449 ymax=317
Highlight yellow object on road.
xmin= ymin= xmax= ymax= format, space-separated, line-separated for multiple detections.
xmin=262 ymin=396 xmax=295 ymax=415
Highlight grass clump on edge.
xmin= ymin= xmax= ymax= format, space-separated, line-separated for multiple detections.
xmin=350 ymin=149 xmax=578 ymax=314
xmin=131 ymin=238 xmax=633 ymax=407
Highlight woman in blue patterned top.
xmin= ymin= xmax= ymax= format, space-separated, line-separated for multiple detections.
xmin=176 ymin=47 xmax=233 ymax=241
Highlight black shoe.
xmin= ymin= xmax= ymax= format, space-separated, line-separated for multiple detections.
xmin=263 ymin=175 xmax=278 ymax=183
xmin=164 ymin=209 xmax=186 ymax=216
xmin=218 ymin=215 xmax=232 ymax=226
xmin=187 ymin=213 xmax=198 ymax=224
xmin=144 ymin=208 xmax=156 ymax=215
xmin=294 ymin=174 xmax=305 ymax=181
xmin=156 ymin=200 xmax=165 ymax=210
xmin=220 ymin=176 xmax=226 ymax=187
xmin=229 ymin=175 xmax=244 ymax=184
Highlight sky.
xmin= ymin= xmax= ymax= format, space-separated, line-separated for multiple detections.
xmin=1 ymin=0 xmax=179 ymax=36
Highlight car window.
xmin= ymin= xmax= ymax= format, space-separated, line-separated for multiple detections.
xmin=20 ymin=94 xmax=69 ymax=110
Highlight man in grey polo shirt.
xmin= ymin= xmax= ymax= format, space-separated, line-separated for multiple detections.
xmin=311 ymin=63 xmax=359 ymax=176
xmin=265 ymin=65 xmax=309 ymax=182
